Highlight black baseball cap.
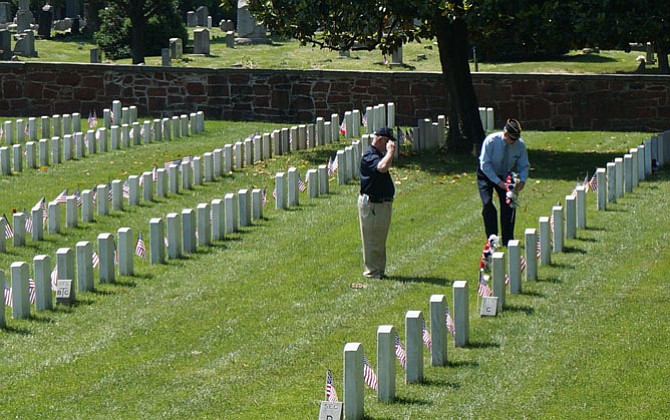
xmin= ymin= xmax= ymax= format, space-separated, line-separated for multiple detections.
xmin=374 ymin=126 xmax=397 ymax=141
xmin=504 ymin=119 xmax=522 ymax=139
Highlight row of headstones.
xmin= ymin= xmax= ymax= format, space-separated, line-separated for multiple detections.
xmin=338 ymin=290 xmax=468 ymax=419
xmin=479 ymin=107 xmax=495 ymax=132
xmin=1 ymin=100 xmax=389 ymax=251
xmin=0 ymin=112 xmax=205 ymax=176
xmin=481 ymin=130 xmax=670 ymax=316
xmin=336 ymin=130 xmax=670 ymax=419
xmin=0 ymin=158 xmax=334 ymax=326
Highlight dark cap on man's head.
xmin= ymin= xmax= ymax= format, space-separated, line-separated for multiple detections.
xmin=504 ymin=118 xmax=522 ymax=138
xmin=374 ymin=126 xmax=397 ymax=141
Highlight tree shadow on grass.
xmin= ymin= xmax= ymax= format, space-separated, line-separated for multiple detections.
xmin=464 ymin=339 xmax=499 ymax=349
xmin=521 ymin=289 xmax=545 ymax=298
xmin=562 ymin=245 xmax=586 ymax=254
xmin=537 ymin=276 xmax=561 ymax=284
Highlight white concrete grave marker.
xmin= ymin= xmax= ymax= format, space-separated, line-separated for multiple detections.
xmin=298 ymin=125 xmax=307 ymax=149
xmin=251 ymin=189 xmax=263 ymax=220
xmin=233 ymin=141 xmax=243 ymax=169
xmin=0 ymin=147 xmax=10 ymax=175
xmin=606 ymin=162 xmax=616 ymax=203
xmin=51 ymin=137 xmax=61 ymax=164
xmin=142 ymin=172 xmax=154 ymax=202
xmin=111 ymin=179 xmax=124 ymax=211
xmin=132 ymin=122 xmax=141 ymax=145
xmin=430 ymin=294 xmax=448 ymax=366
xmin=196 ymin=204 xmax=212 ymax=246
xmin=41 ymin=116 xmax=50 ymax=138
xmin=97 ymin=233 xmax=115 ymax=283
xmin=331 ymin=113 xmax=340 ymax=141
xmin=12 ymin=144 xmax=22 ymax=172
xmin=252 ymin=135 xmax=261 ymax=163
xmin=81 ymin=190 xmax=94 ymax=223
xmin=343 ymin=342 xmax=364 ymax=420
xmin=181 ymin=209 xmax=197 ymax=254
xmin=244 ymin=138 xmax=253 ymax=166
xmin=213 ymin=149 xmax=223 ymax=178
xmin=630 ymin=148 xmax=639 ymax=188
xmin=596 ymin=168 xmax=607 ymax=211
xmin=121 ymin=124 xmax=130 ymax=148
xmin=117 ymin=227 xmax=134 ymax=276
xmin=637 ymin=144 xmax=646 ymax=181
xmin=48 ymin=201 xmax=60 ymax=234
xmin=307 ymin=169 xmax=318 ymax=198
xmin=453 ymin=280 xmax=469 ymax=347
xmin=110 ymin=125 xmax=120 ymax=149
xmin=539 ymin=217 xmax=551 ymax=266
xmin=192 ymin=156 xmax=203 ymax=186
xmin=13 ymin=212 xmax=26 ymax=247
xmin=211 ymin=199 xmax=225 ymax=241
xmin=76 ymin=241 xmax=94 ymax=292
xmin=168 ymin=164 xmax=179 ymax=195
xmin=280 ymin=128 xmax=290 ymax=152
xmin=96 ymin=184 xmax=110 ymax=216
xmin=142 ymin=120 xmax=152 ymax=144
xmin=224 ymin=193 xmax=238 ymax=233
xmin=623 ymin=153 xmax=633 ymax=193
xmin=480 ymin=296 xmax=498 ymax=316
xmin=203 ymin=152 xmax=214 ymax=182
xmin=33 ymin=255 xmax=53 ymax=310
xmin=275 ymin=172 xmax=287 ymax=210
xmin=552 ymin=206 xmax=564 ymax=253
xmin=223 ymin=144 xmax=233 ymax=172
xmin=492 ymin=252 xmax=506 ymax=312
xmin=524 ymin=228 xmax=538 ymax=281
xmin=405 ymin=310 xmax=424 ymax=384
xmin=336 ymin=150 xmax=346 ymax=185
xmin=576 ymin=186 xmax=586 ymax=229
xmin=318 ymin=165 xmax=329 ymax=195
xmin=565 ymin=196 xmax=576 ymax=239
xmin=166 ymin=213 xmax=182 ymax=259
xmin=172 ymin=116 xmax=181 ymax=138
xmin=615 ymin=157 xmax=624 ymax=199
xmin=11 ymin=262 xmax=30 ymax=319
xmin=262 ymin=133 xmax=271 ymax=159
xmin=128 ymin=175 xmax=140 ymax=206
xmin=287 ymin=168 xmax=299 ymax=207
xmin=31 ymin=205 xmax=43 ymax=241
xmin=150 ymin=218 xmax=166 ymax=264
xmin=98 ymin=127 xmax=108 ymax=153
xmin=156 ymin=168 xmax=167 ymax=198
xmin=0 ymin=219 xmax=5 ymax=252
xmin=74 ymin=132 xmax=85 ymax=158
xmin=56 ymin=247 xmax=76 ymax=301
xmin=376 ymin=325 xmax=396 ymax=402
xmin=507 ymin=240 xmax=522 ymax=294
xmin=86 ymin=130 xmax=96 ymax=154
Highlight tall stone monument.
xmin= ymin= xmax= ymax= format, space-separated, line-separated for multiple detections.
xmin=235 ymin=0 xmax=269 ymax=44
xmin=16 ymin=0 xmax=34 ymax=32
xmin=0 ymin=2 xmax=11 ymax=23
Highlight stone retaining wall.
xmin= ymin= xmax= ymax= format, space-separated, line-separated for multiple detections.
xmin=0 ymin=62 xmax=668 ymax=131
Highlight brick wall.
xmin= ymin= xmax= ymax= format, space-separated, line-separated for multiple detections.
xmin=0 ymin=62 xmax=668 ymax=131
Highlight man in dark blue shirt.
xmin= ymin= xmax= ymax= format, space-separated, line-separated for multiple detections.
xmin=358 ymin=126 xmax=396 ymax=279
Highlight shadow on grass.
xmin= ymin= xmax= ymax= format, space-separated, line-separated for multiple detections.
xmin=1 ymin=325 xmax=32 ymax=335
xmin=562 ymin=245 xmax=586 ymax=254
xmin=447 ymin=359 xmax=479 ymax=368
xmin=464 ymin=339 xmax=500 ymax=349
xmin=537 ymin=276 xmax=561 ymax=283
xmin=389 ymin=275 xmax=449 ymax=287
xmin=503 ymin=303 xmax=534 ymax=315
xmin=421 ymin=377 xmax=461 ymax=388
xmin=521 ymin=290 xmax=545 ymax=298
xmin=390 ymin=395 xmax=434 ymax=406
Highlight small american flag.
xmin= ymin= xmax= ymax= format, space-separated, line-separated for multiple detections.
xmin=74 ymin=189 xmax=83 ymax=207
xmin=0 ymin=125 xmax=3 ymax=141
xmin=25 ymin=124 xmax=30 ymax=137
xmin=2 ymin=214 xmax=13 ymax=239
xmin=88 ymin=111 xmax=98 ymax=129
xmin=272 ymin=186 xmax=277 ymax=200
xmin=36 ymin=197 xmax=47 ymax=223
xmin=549 ymin=213 xmax=554 ymax=234
xmin=588 ymin=172 xmax=598 ymax=192
xmin=24 ymin=208 xmax=33 ymax=234
xmin=361 ymin=112 xmax=368 ymax=128
xmin=422 ymin=319 xmax=432 ymax=351
xmin=54 ymin=189 xmax=68 ymax=204
xmin=122 ymin=181 xmax=130 ymax=199
xmin=261 ymin=187 xmax=268 ymax=206
xmin=404 ymin=128 xmax=414 ymax=144
xmin=135 ymin=233 xmax=147 ymax=259
xmin=394 ymin=331 xmax=407 ymax=370
xmin=445 ymin=304 xmax=456 ymax=338
xmin=4 ymin=280 xmax=12 ymax=307
xmin=362 ymin=355 xmax=378 ymax=391
xmin=325 ymin=370 xmax=339 ymax=402
xmin=520 ymin=256 xmax=527 ymax=273
xmin=536 ymin=235 xmax=542 ymax=259
xmin=339 ymin=119 xmax=346 ymax=136
xmin=478 ymin=271 xmax=492 ymax=297
xmin=28 ymin=278 xmax=36 ymax=304
xmin=51 ymin=265 xmax=58 ymax=291
xmin=327 ymin=157 xmax=335 ymax=177
xmin=298 ymin=173 xmax=307 ymax=193
xmin=108 ymin=183 xmax=114 ymax=202
xmin=92 ymin=251 xmax=100 ymax=268
xmin=505 ymin=273 xmax=510 ymax=285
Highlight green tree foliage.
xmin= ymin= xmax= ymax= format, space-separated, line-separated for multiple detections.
xmin=96 ymin=0 xmax=186 ymax=64
xmin=227 ymin=0 xmax=485 ymax=154
xmin=467 ymin=0 xmax=574 ymax=61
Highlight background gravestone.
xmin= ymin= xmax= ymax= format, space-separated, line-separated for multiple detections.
xmin=193 ymin=28 xmax=210 ymax=55
xmin=65 ymin=0 xmax=80 ymax=19
xmin=235 ymin=0 xmax=269 ymax=44
xmin=38 ymin=4 xmax=54 ymax=39
xmin=0 ymin=29 xmax=11 ymax=60
xmin=0 ymin=2 xmax=11 ymax=23
xmin=195 ymin=6 xmax=209 ymax=27
xmin=14 ymin=30 xmax=37 ymax=57
xmin=16 ymin=0 xmax=34 ymax=32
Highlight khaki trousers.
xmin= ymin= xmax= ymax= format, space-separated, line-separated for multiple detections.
xmin=358 ymin=194 xmax=393 ymax=278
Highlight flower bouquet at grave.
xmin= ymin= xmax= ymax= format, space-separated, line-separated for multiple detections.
xmin=505 ymin=172 xmax=521 ymax=209
xmin=478 ymin=234 xmax=499 ymax=294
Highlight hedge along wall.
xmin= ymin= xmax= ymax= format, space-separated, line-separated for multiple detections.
xmin=0 ymin=62 xmax=668 ymax=132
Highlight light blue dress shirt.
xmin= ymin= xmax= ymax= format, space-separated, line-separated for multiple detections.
xmin=479 ymin=131 xmax=530 ymax=184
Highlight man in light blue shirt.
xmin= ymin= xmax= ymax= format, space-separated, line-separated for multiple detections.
xmin=477 ymin=118 xmax=530 ymax=245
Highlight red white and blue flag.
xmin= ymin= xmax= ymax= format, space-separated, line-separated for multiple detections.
xmin=325 ymin=370 xmax=339 ymax=402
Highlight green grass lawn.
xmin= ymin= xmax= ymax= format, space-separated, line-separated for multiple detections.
xmin=28 ymin=32 xmax=652 ymax=74
xmin=0 ymin=119 xmax=667 ymax=418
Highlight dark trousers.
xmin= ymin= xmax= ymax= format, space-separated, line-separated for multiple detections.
xmin=477 ymin=169 xmax=516 ymax=245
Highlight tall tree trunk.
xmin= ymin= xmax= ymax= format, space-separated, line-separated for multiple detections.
xmin=130 ymin=18 xmax=147 ymax=64
xmin=658 ymin=47 xmax=669 ymax=74
xmin=434 ymin=14 xmax=485 ymax=156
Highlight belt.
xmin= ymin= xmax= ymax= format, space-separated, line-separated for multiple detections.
xmin=362 ymin=194 xmax=393 ymax=203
